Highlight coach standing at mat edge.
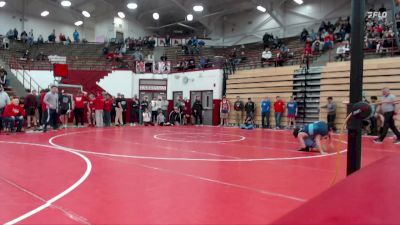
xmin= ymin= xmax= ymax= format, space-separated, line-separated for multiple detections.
xmin=43 ymin=85 xmax=59 ymax=133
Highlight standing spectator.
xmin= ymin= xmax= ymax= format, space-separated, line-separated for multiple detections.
xmin=115 ymin=94 xmax=124 ymax=126
xmin=27 ymin=29 xmax=34 ymax=46
xmin=151 ymin=97 xmax=158 ymax=123
xmin=20 ymin=30 xmax=28 ymax=43
xmin=59 ymin=90 xmax=72 ymax=129
xmin=120 ymin=95 xmax=127 ymax=124
xmin=13 ymin=28 xmax=18 ymax=40
xmin=43 ymin=85 xmax=59 ymax=133
xmin=261 ymin=48 xmax=272 ymax=67
xmin=94 ymin=92 xmax=105 ymax=128
xmin=0 ymin=85 xmax=10 ymax=132
xmin=286 ymin=96 xmax=298 ymax=129
xmin=261 ymin=97 xmax=271 ymax=129
xmin=104 ymin=94 xmax=113 ymax=127
xmin=220 ymin=96 xmax=230 ymax=126
xmin=73 ymin=29 xmax=80 ymax=43
xmin=140 ymin=96 xmax=149 ymax=125
xmin=2 ymin=36 xmax=10 ymax=49
xmin=87 ymin=94 xmax=96 ymax=127
xmin=320 ymin=97 xmax=337 ymax=131
xmin=24 ymin=89 xmax=38 ymax=129
xmin=6 ymin=29 xmax=14 ymax=40
xmin=0 ymin=66 xmax=8 ymax=87
xmin=37 ymin=35 xmax=44 ymax=44
xmin=48 ymin=30 xmax=56 ymax=42
xmin=192 ymin=96 xmax=203 ymax=125
xmin=73 ymin=91 xmax=86 ymax=127
xmin=244 ymin=98 xmax=256 ymax=119
xmin=161 ymin=96 xmax=169 ymax=121
xmin=274 ymin=96 xmax=285 ymax=129
xmin=39 ymin=89 xmax=49 ymax=127
xmin=374 ymin=88 xmax=400 ymax=144
xmin=233 ymin=96 xmax=244 ymax=126
xmin=130 ymin=95 xmax=140 ymax=126
xmin=2 ymin=98 xmax=25 ymax=133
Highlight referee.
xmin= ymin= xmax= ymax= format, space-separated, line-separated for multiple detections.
xmin=374 ymin=88 xmax=400 ymax=144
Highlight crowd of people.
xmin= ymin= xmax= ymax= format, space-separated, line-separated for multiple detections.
xmin=366 ymin=7 xmax=395 ymax=53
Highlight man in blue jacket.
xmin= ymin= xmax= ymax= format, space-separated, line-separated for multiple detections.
xmin=261 ymin=97 xmax=271 ymax=128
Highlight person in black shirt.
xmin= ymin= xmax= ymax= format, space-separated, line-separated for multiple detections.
xmin=192 ymin=96 xmax=203 ymax=125
xmin=169 ymin=107 xmax=181 ymax=125
xmin=115 ymin=94 xmax=124 ymax=126
xmin=131 ymin=95 xmax=140 ymax=126
xmin=245 ymin=98 xmax=256 ymax=119
xmin=59 ymin=90 xmax=72 ymax=129
xmin=140 ymin=96 xmax=149 ymax=125
xmin=120 ymin=95 xmax=127 ymax=124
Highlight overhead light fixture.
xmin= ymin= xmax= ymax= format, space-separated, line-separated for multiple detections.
xmin=118 ymin=11 xmax=125 ymax=18
xmin=153 ymin=12 xmax=160 ymax=20
xmin=0 ymin=1 xmax=6 ymax=8
xmin=74 ymin=21 xmax=83 ymax=26
xmin=293 ymin=0 xmax=304 ymax=5
xmin=193 ymin=5 xmax=204 ymax=12
xmin=61 ymin=0 xmax=71 ymax=7
xmin=257 ymin=5 xmax=267 ymax=12
xmin=41 ymin=10 xmax=49 ymax=17
xmin=186 ymin=14 xmax=193 ymax=21
xmin=82 ymin=10 xmax=91 ymax=18
xmin=127 ymin=2 xmax=138 ymax=9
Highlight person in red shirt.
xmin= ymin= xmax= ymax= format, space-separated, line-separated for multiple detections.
xmin=94 ymin=92 xmax=105 ymax=127
xmin=73 ymin=91 xmax=86 ymax=127
xmin=24 ymin=89 xmax=38 ymax=129
xmin=274 ymin=96 xmax=285 ymax=129
xmin=104 ymin=94 xmax=113 ymax=127
xmin=2 ymin=98 xmax=25 ymax=133
xmin=87 ymin=93 xmax=96 ymax=127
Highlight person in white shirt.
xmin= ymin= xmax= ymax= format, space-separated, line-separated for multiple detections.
xmin=151 ymin=97 xmax=158 ymax=122
xmin=156 ymin=109 xmax=166 ymax=126
xmin=261 ymin=48 xmax=272 ymax=67
xmin=143 ymin=108 xmax=154 ymax=126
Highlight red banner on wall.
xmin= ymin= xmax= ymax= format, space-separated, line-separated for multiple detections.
xmin=53 ymin=64 xmax=68 ymax=78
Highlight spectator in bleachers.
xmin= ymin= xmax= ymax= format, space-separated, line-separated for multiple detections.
xmin=263 ymin=32 xmax=273 ymax=48
xmin=27 ymin=29 xmax=34 ymax=46
xmin=2 ymin=97 xmax=25 ymax=133
xmin=20 ymin=30 xmax=28 ymax=43
xmin=37 ymin=35 xmax=44 ymax=44
xmin=59 ymin=33 xmax=66 ymax=43
xmin=0 ymin=84 xmax=10 ymax=132
xmin=48 ymin=30 xmax=56 ymax=43
xmin=165 ymin=35 xmax=171 ymax=47
xmin=261 ymin=97 xmax=271 ymax=129
xmin=1 ymin=36 xmax=9 ymax=49
xmin=13 ymin=28 xmax=18 ymax=40
xmin=0 ymin=67 xmax=8 ymax=87
xmin=73 ymin=29 xmax=80 ymax=43
xmin=311 ymin=37 xmax=323 ymax=53
xmin=309 ymin=29 xmax=317 ymax=42
xmin=300 ymin=28 xmax=309 ymax=42
xmin=335 ymin=41 xmax=350 ymax=61
xmin=261 ymin=47 xmax=272 ymax=68
xmin=66 ymin=36 xmax=72 ymax=46
xmin=24 ymin=89 xmax=38 ymax=129
xmin=6 ymin=29 xmax=14 ymax=40
xmin=274 ymin=96 xmax=285 ymax=129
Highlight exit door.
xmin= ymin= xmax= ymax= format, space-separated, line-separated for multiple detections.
xmin=191 ymin=91 xmax=213 ymax=125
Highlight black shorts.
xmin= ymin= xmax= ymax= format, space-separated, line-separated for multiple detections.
xmin=60 ymin=109 xmax=68 ymax=115
xmin=27 ymin=107 xmax=36 ymax=116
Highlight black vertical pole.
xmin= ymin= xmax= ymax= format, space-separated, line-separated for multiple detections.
xmin=347 ymin=0 xmax=365 ymax=176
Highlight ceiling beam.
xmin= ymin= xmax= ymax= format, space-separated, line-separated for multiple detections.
xmin=286 ymin=9 xmax=319 ymax=21
xmin=169 ymin=0 xmax=214 ymax=31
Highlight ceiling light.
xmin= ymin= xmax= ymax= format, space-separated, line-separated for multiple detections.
xmin=153 ymin=12 xmax=159 ymax=20
xmin=74 ymin=21 xmax=83 ymax=26
xmin=186 ymin=14 xmax=193 ymax=21
xmin=127 ymin=2 xmax=138 ymax=9
xmin=257 ymin=5 xmax=267 ymax=12
xmin=0 ymin=1 xmax=6 ymax=8
xmin=293 ymin=0 xmax=304 ymax=5
xmin=41 ymin=10 xmax=49 ymax=17
xmin=193 ymin=5 xmax=204 ymax=12
xmin=82 ymin=10 xmax=91 ymax=18
xmin=61 ymin=0 xmax=71 ymax=7
xmin=118 ymin=11 xmax=125 ymax=18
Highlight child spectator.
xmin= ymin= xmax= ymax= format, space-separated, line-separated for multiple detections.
xmin=286 ymin=96 xmax=298 ymax=129
xmin=220 ymin=96 xmax=230 ymax=126
xmin=240 ymin=116 xmax=254 ymax=130
xmin=169 ymin=107 xmax=181 ymax=125
xmin=274 ymin=96 xmax=285 ymax=129
xmin=143 ymin=108 xmax=154 ymax=126
xmin=156 ymin=109 xmax=165 ymax=126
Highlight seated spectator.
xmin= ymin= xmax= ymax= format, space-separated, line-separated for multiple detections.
xmin=36 ymin=52 xmax=47 ymax=61
xmin=165 ymin=35 xmax=171 ymax=47
xmin=311 ymin=37 xmax=323 ymax=53
xmin=73 ymin=29 xmax=80 ymax=43
xmin=309 ymin=29 xmax=317 ymax=42
xmin=48 ymin=30 xmax=56 ymax=43
xmin=261 ymin=48 xmax=272 ymax=67
xmin=0 ymin=67 xmax=8 ymax=87
xmin=142 ymin=108 xmax=154 ymax=126
xmin=169 ymin=107 xmax=181 ymax=125
xmin=27 ymin=29 xmax=34 ymax=46
xmin=199 ymin=56 xmax=207 ymax=69
xmin=37 ymin=35 xmax=44 ymax=44
xmin=300 ymin=28 xmax=309 ymax=42
xmin=156 ymin=109 xmax=165 ymax=126
xmin=322 ymin=31 xmax=334 ymax=50
xmin=6 ymin=29 xmax=14 ymax=40
xmin=240 ymin=116 xmax=254 ymax=130
xmin=335 ymin=41 xmax=350 ymax=61
xmin=20 ymin=30 xmax=28 ymax=43
xmin=2 ymin=36 xmax=9 ymax=49
xmin=132 ymin=48 xmax=144 ymax=61
xmin=59 ymin=33 xmax=66 ymax=42
xmin=66 ymin=36 xmax=72 ymax=45
xmin=103 ymin=45 xmax=109 ymax=55
xmin=2 ymin=98 xmax=25 ymax=133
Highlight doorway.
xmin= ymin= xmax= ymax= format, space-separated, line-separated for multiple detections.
xmin=190 ymin=90 xmax=213 ymax=125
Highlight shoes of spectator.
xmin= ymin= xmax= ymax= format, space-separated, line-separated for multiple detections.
xmin=298 ymin=147 xmax=310 ymax=152
xmin=394 ymin=138 xmax=400 ymax=145
xmin=373 ymin=139 xmax=383 ymax=144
